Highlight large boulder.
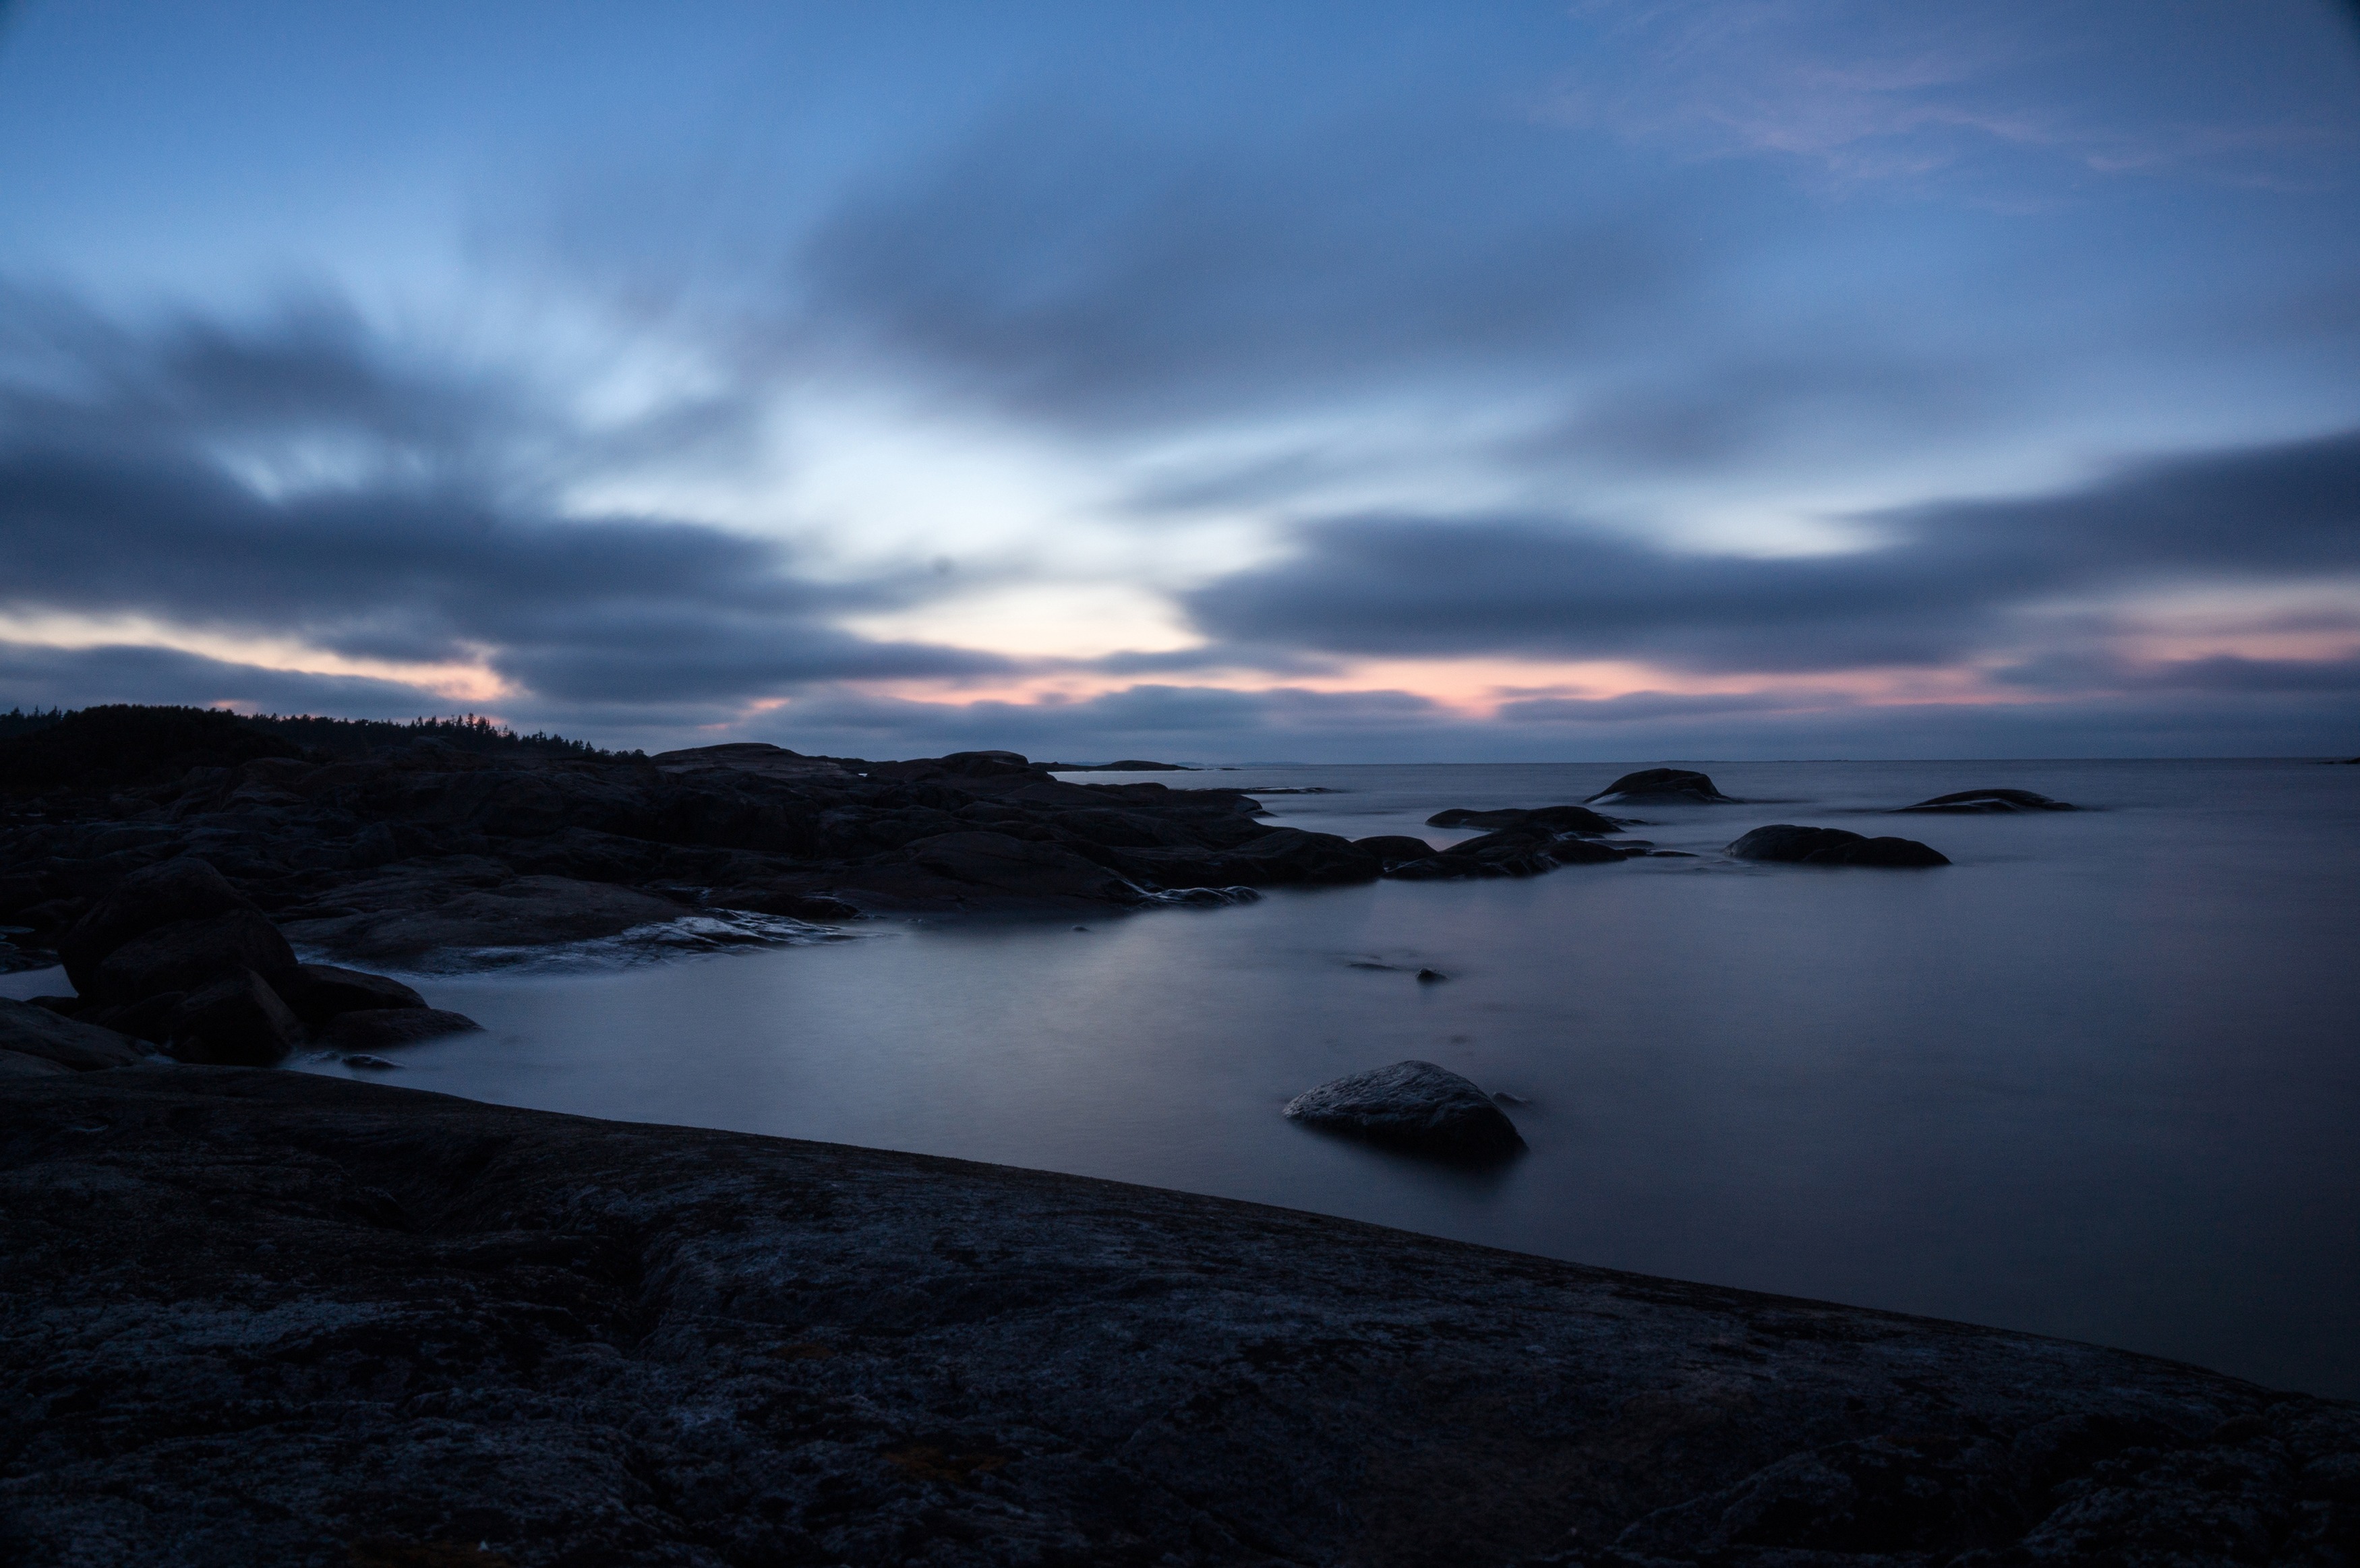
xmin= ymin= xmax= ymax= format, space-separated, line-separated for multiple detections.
xmin=1728 ymin=824 xmax=1951 ymax=867
xmin=59 ymin=857 xmax=294 ymax=997
xmin=1284 ymin=1060 xmax=1525 ymax=1159
xmin=89 ymin=909 xmax=300 ymax=1003
xmin=164 ymin=968 xmax=305 ymax=1066
xmin=1585 ymin=768 xmax=1736 ymax=805
xmin=318 ymin=1007 xmax=483 ymax=1052
xmin=1899 ymin=788 xmax=2079 ymax=814
xmin=0 ymin=996 xmax=148 ymax=1071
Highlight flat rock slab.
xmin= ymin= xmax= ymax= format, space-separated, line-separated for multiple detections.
xmin=3 ymin=1071 xmax=2352 ymax=1567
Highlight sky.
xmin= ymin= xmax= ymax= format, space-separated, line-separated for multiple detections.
xmin=1 ymin=1 xmax=2357 ymax=761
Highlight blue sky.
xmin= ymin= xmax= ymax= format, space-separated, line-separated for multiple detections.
xmin=2 ymin=0 xmax=2357 ymax=759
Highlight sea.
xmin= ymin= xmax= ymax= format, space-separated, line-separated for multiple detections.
xmin=10 ymin=758 xmax=2357 ymax=1398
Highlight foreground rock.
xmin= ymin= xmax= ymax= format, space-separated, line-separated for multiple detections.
xmin=1585 ymin=767 xmax=1737 ymax=805
xmin=1728 ymin=824 xmax=1952 ymax=867
xmin=1284 ymin=1059 xmax=1526 ymax=1159
xmin=4 ymin=1071 xmax=2354 ymax=1567
xmin=1899 ymin=787 xmax=2080 ymax=814
xmin=0 ymin=995 xmax=150 ymax=1075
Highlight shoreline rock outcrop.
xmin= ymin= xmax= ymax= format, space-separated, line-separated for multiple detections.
xmin=3 ymin=1069 xmax=2353 ymax=1566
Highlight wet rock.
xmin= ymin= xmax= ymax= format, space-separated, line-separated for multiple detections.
xmin=1728 ymin=824 xmax=1951 ymax=867
xmin=1284 ymin=1059 xmax=1526 ymax=1159
xmin=278 ymin=963 xmax=427 ymax=1027
xmin=341 ymin=1054 xmax=401 ymax=1069
xmin=1899 ymin=787 xmax=2079 ymax=813
xmin=0 ymin=995 xmax=148 ymax=1071
xmin=318 ymin=1007 xmax=484 ymax=1052
xmin=3 ymin=1070 xmax=2354 ymax=1567
xmin=165 ymin=967 xmax=306 ymax=1066
xmin=1585 ymin=767 xmax=1737 ymax=805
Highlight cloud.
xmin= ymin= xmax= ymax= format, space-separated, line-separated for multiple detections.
xmin=1183 ymin=427 xmax=2360 ymax=673
xmin=790 ymin=102 xmax=1688 ymax=431
xmin=0 ymin=296 xmax=1008 ymax=719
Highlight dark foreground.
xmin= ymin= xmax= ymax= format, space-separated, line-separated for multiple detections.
xmin=5 ymin=1071 xmax=2354 ymax=1567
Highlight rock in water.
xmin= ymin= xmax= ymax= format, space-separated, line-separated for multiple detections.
xmin=1425 ymin=804 xmax=1623 ymax=833
xmin=1284 ymin=1060 xmax=1525 ymax=1158
xmin=1728 ymin=824 xmax=1951 ymax=867
xmin=1899 ymin=787 xmax=2079 ymax=813
xmin=318 ymin=1008 xmax=483 ymax=1052
xmin=1584 ymin=767 xmax=1736 ymax=805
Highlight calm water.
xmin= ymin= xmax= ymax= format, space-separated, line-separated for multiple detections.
xmin=13 ymin=759 xmax=2358 ymax=1397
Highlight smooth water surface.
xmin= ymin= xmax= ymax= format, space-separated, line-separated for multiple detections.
xmin=16 ymin=758 xmax=2357 ymax=1395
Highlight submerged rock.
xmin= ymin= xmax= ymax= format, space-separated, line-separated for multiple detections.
xmin=1585 ymin=767 xmax=1737 ymax=805
xmin=1899 ymin=787 xmax=2079 ymax=813
xmin=1284 ymin=1059 xmax=1525 ymax=1159
xmin=1728 ymin=824 xmax=1951 ymax=867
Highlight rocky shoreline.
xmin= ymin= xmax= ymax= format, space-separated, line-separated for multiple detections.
xmin=5 ymin=1068 xmax=2355 ymax=1567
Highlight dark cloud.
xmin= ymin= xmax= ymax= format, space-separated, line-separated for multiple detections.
xmin=0 ymin=298 xmax=1007 ymax=719
xmin=791 ymin=103 xmax=1693 ymax=431
xmin=1184 ymin=427 xmax=2360 ymax=673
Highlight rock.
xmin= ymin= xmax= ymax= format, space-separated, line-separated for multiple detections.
xmin=1352 ymin=834 xmax=1438 ymax=864
xmin=900 ymin=831 xmax=1148 ymax=907
xmin=3 ymin=1069 xmax=2355 ymax=1566
xmin=88 ymin=907 xmax=300 ymax=1004
xmin=1386 ymin=824 xmax=1627 ymax=880
xmin=1899 ymin=787 xmax=2079 ymax=813
xmin=164 ymin=968 xmax=306 ymax=1066
xmin=58 ymin=856 xmax=289 ymax=995
xmin=1425 ymin=804 xmax=1622 ymax=834
xmin=0 ymin=1048 xmax=74 ymax=1076
xmin=279 ymin=963 xmax=428 ymax=1027
xmin=1584 ymin=767 xmax=1736 ymax=805
xmin=0 ymin=996 xmax=148 ymax=1070
xmin=318 ymin=1007 xmax=483 ymax=1052
xmin=1415 ymin=968 xmax=1447 ymax=983
xmin=1114 ymin=828 xmax=1378 ymax=891
xmin=341 ymin=1054 xmax=401 ymax=1069
xmin=1728 ymin=824 xmax=1951 ymax=867
xmin=1283 ymin=1060 xmax=1526 ymax=1159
